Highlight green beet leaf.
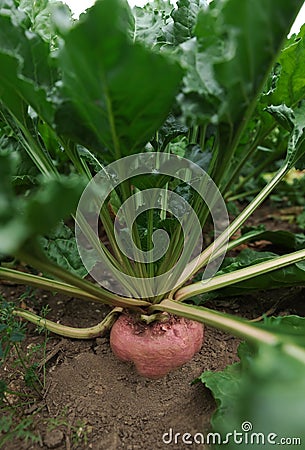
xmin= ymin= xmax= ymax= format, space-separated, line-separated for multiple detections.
xmin=133 ymin=0 xmax=175 ymax=48
xmin=39 ymin=221 xmax=95 ymax=278
xmin=265 ymin=102 xmax=305 ymax=169
xmin=54 ymin=0 xmax=183 ymax=162
xmin=238 ymin=225 xmax=305 ymax=252
xmin=171 ymin=0 xmax=205 ymax=45
xmin=17 ymin=0 xmax=73 ymax=42
xmin=266 ymin=25 xmax=305 ymax=108
xmin=0 ymin=8 xmax=57 ymax=125
xmin=180 ymin=0 xmax=303 ymax=128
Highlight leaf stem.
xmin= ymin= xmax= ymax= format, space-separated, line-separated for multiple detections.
xmin=17 ymin=250 xmax=151 ymax=308
xmin=14 ymin=307 xmax=122 ymax=339
xmin=227 ymin=142 xmax=284 ymax=198
xmin=18 ymin=120 xmax=58 ymax=177
xmin=152 ymin=299 xmax=278 ymax=345
xmin=172 ymin=163 xmax=289 ymax=292
xmin=153 ymin=299 xmax=305 ymax=364
xmin=175 ymin=247 xmax=305 ymax=301
xmin=0 ymin=266 xmax=110 ymax=303
xmin=221 ymin=129 xmax=265 ymax=195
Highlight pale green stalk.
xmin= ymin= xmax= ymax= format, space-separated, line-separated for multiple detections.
xmin=152 ymin=299 xmax=305 ymax=364
xmin=171 ymin=163 xmax=289 ymax=292
xmin=175 ymin=247 xmax=305 ymax=301
xmin=16 ymin=250 xmax=151 ymax=308
xmin=14 ymin=307 xmax=122 ymax=339
xmin=0 ymin=267 xmax=110 ymax=303
xmin=153 ymin=299 xmax=278 ymax=344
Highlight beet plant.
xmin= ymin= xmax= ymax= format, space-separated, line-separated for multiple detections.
xmin=1 ymin=0 xmax=305 ymax=445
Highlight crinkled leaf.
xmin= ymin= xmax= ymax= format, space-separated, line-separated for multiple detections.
xmin=171 ymin=0 xmax=205 ymax=44
xmin=266 ymin=25 xmax=305 ymax=107
xmin=39 ymin=222 xmax=95 ymax=278
xmin=151 ymin=114 xmax=188 ymax=151
xmin=184 ymin=143 xmax=211 ymax=171
xmin=266 ymin=102 xmax=305 ymax=168
xmin=18 ymin=0 xmax=73 ymax=42
xmin=54 ymin=0 xmax=183 ymax=162
xmin=133 ymin=0 xmax=205 ymax=49
xmin=133 ymin=0 xmax=175 ymax=48
xmin=0 ymin=0 xmax=29 ymax=28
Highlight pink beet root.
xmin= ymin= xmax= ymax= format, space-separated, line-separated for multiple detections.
xmin=110 ymin=314 xmax=204 ymax=379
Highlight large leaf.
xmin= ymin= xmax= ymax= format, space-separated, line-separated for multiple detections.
xmin=261 ymin=29 xmax=305 ymax=169
xmin=0 ymin=7 xmax=57 ymax=124
xmin=54 ymin=0 xmax=183 ymax=162
xmin=198 ymin=317 xmax=305 ymax=449
xmin=0 ymin=53 xmax=53 ymax=125
xmin=0 ymin=9 xmax=55 ymax=87
xmin=179 ymin=0 xmax=303 ymax=127
xmin=266 ymin=25 xmax=305 ymax=108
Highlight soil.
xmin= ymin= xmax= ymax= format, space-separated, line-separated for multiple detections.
xmin=1 ymin=201 xmax=305 ymax=450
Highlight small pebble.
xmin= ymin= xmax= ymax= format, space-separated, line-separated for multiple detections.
xmin=44 ymin=429 xmax=64 ymax=449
